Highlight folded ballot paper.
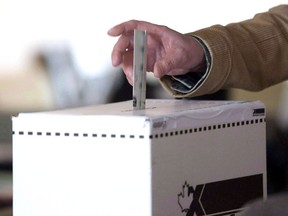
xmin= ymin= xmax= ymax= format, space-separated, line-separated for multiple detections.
xmin=13 ymin=99 xmax=267 ymax=216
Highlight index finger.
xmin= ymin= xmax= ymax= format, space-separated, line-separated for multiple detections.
xmin=108 ymin=20 xmax=161 ymax=36
xmin=107 ymin=20 xmax=137 ymax=36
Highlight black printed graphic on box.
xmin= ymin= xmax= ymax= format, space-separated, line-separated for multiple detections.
xmin=177 ymin=174 xmax=263 ymax=216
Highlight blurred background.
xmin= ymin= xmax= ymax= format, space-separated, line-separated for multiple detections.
xmin=0 ymin=0 xmax=287 ymax=215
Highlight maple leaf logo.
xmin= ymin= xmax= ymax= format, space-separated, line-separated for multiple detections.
xmin=177 ymin=181 xmax=205 ymax=216
xmin=178 ymin=181 xmax=194 ymax=214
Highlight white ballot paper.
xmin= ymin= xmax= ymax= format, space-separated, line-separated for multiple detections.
xmin=133 ymin=29 xmax=147 ymax=110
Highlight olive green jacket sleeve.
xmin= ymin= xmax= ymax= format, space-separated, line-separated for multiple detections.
xmin=160 ymin=4 xmax=288 ymax=98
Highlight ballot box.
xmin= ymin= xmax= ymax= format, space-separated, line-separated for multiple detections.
xmin=12 ymin=99 xmax=267 ymax=216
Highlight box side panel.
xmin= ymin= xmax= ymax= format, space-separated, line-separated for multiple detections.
xmin=13 ymin=125 xmax=152 ymax=216
xmin=12 ymin=100 xmax=267 ymax=216
xmin=151 ymin=118 xmax=266 ymax=216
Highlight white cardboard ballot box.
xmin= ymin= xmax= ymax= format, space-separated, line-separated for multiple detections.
xmin=13 ymin=99 xmax=267 ymax=216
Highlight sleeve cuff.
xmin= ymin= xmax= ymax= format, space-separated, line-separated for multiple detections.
xmin=169 ymin=36 xmax=211 ymax=94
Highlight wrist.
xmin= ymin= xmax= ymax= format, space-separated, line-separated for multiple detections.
xmin=190 ymin=35 xmax=211 ymax=73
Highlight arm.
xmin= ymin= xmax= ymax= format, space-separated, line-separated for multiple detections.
xmin=160 ymin=4 xmax=288 ymax=97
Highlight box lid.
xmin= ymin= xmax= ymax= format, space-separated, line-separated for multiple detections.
xmin=12 ymin=99 xmax=265 ymax=133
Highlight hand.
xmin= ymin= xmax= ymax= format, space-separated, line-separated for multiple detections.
xmin=108 ymin=20 xmax=205 ymax=85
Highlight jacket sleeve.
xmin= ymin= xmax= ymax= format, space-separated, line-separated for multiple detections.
xmin=159 ymin=4 xmax=288 ymax=98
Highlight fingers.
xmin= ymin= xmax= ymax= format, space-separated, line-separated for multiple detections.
xmin=109 ymin=21 xmax=140 ymax=67
xmin=122 ymin=51 xmax=134 ymax=85
xmin=108 ymin=20 xmax=157 ymax=36
xmin=107 ymin=20 xmax=139 ymax=37
xmin=108 ymin=20 xmax=168 ymax=83
xmin=111 ymin=35 xmax=133 ymax=66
